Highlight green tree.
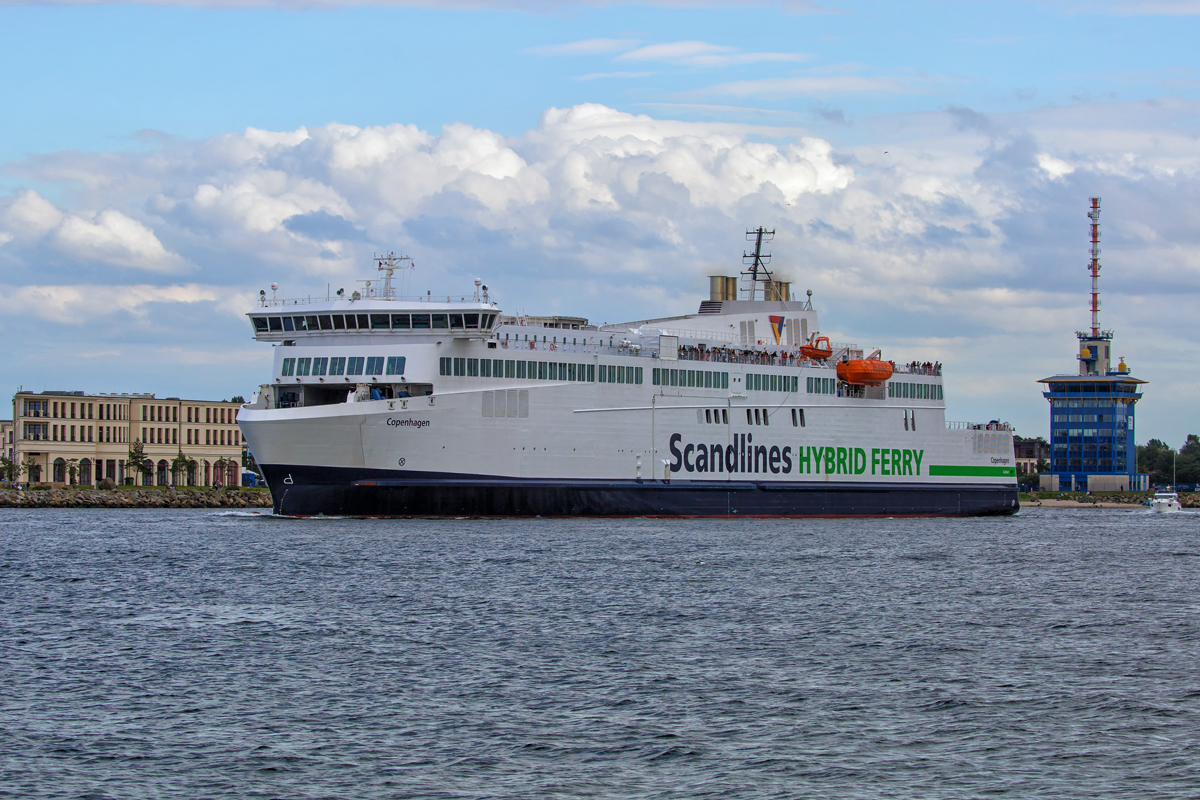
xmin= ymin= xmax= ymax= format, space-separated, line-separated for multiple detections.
xmin=127 ymin=439 xmax=153 ymax=484
xmin=20 ymin=455 xmax=41 ymax=483
xmin=1176 ymin=434 xmax=1200 ymax=484
xmin=1137 ymin=436 xmax=1200 ymax=486
xmin=0 ymin=455 xmax=16 ymax=482
xmin=170 ymin=450 xmax=198 ymax=486
xmin=212 ymin=456 xmax=237 ymax=487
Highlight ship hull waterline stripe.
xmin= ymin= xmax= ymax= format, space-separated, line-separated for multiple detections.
xmin=260 ymin=465 xmax=1018 ymax=518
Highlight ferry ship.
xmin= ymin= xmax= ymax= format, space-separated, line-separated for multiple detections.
xmin=238 ymin=230 xmax=1018 ymax=517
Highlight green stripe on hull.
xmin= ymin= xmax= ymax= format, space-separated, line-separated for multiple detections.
xmin=929 ymin=465 xmax=1016 ymax=477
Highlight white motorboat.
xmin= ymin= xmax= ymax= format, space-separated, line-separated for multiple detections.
xmin=1150 ymin=490 xmax=1182 ymax=513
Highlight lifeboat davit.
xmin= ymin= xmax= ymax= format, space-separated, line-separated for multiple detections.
xmin=799 ymin=335 xmax=833 ymax=360
xmin=836 ymin=358 xmax=894 ymax=386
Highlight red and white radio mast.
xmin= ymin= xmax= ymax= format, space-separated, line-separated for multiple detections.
xmin=1088 ymin=197 xmax=1101 ymax=337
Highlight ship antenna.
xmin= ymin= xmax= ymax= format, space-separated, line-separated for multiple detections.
xmin=741 ymin=226 xmax=775 ymax=300
xmin=373 ymin=251 xmax=412 ymax=300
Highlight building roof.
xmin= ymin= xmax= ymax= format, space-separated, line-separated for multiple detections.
xmin=1037 ymin=374 xmax=1147 ymax=385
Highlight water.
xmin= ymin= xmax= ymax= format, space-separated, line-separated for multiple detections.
xmin=2 ymin=508 xmax=1198 ymax=799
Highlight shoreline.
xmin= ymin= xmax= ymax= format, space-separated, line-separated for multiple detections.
xmin=0 ymin=487 xmax=272 ymax=509
xmin=1023 ymin=498 xmax=1149 ymax=510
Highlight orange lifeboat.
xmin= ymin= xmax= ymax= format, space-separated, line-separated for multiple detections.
xmin=799 ymin=335 xmax=833 ymax=360
xmin=836 ymin=358 xmax=894 ymax=386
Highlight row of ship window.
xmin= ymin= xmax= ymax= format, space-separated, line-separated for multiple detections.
xmin=653 ymin=369 xmax=732 ymax=389
xmin=253 ymin=312 xmax=498 ymax=334
xmin=442 ymin=357 xmax=644 ymax=385
xmin=281 ymin=356 xmax=406 ymax=377
xmin=888 ymin=382 xmax=943 ymax=400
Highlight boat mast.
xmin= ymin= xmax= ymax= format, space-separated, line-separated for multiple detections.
xmin=741 ymin=227 xmax=775 ymax=300
xmin=374 ymin=252 xmax=412 ymax=299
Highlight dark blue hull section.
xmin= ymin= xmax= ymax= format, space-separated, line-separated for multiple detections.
xmin=261 ymin=465 xmax=1019 ymax=517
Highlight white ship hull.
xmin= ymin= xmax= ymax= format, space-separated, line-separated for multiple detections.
xmin=239 ymin=351 xmax=1017 ymax=517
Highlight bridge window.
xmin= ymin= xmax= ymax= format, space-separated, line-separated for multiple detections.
xmin=306 ymin=315 xmax=320 ymax=330
xmin=329 ymin=357 xmax=346 ymax=376
xmin=282 ymin=317 xmax=295 ymax=331
xmin=411 ymin=314 xmax=430 ymax=329
xmin=252 ymin=317 xmax=268 ymax=332
xmin=370 ymin=314 xmax=389 ymax=330
xmin=318 ymin=315 xmax=333 ymax=330
xmin=392 ymin=314 xmax=410 ymax=329
xmin=366 ymin=357 xmax=384 ymax=376
xmin=268 ymin=316 xmax=283 ymax=332
xmin=332 ymin=315 xmax=346 ymax=330
xmin=464 ymin=313 xmax=479 ymax=328
xmin=449 ymin=314 xmax=464 ymax=328
xmin=347 ymin=357 xmax=364 ymax=376
xmin=387 ymin=357 xmax=407 ymax=375
xmin=432 ymin=314 xmax=449 ymax=329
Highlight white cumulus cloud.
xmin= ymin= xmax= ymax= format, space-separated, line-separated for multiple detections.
xmin=53 ymin=209 xmax=188 ymax=273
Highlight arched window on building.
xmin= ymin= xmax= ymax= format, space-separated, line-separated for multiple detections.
xmin=156 ymin=460 xmax=168 ymax=486
xmin=79 ymin=459 xmax=92 ymax=485
xmin=187 ymin=462 xmax=197 ymax=486
xmin=53 ymin=458 xmax=66 ymax=484
xmin=204 ymin=460 xmax=211 ymax=486
xmin=226 ymin=462 xmax=238 ymax=487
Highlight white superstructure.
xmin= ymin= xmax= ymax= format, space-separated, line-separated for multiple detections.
xmin=238 ymin=243 xmax=1018 ymax=517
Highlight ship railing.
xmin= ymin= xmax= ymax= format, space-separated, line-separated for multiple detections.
xmin=947 ymin=420 xmax=1011 ymax=431
xmin=495 ymin=338 xmax=942 ymax=376
xmin=259 ymin=293 xmax=488 ymax=307
xmin=894 ymin=362 xmax=943 ymax=376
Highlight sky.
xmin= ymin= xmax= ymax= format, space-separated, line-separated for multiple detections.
xmin=1 ymin=0 xmax=1198 ymax=446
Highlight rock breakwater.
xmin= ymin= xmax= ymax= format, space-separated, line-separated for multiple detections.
xmin=0 ymin=487 xmax=272 ymax=509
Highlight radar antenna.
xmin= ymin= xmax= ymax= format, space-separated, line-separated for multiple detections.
xmin=741 ymin=227 xmax=775 ymax=300
xmin=373 ymin=252 xmax=412 ymax=299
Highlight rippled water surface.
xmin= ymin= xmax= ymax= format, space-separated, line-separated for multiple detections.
xmin=2 ymin=508 xmax=1199 ymax=799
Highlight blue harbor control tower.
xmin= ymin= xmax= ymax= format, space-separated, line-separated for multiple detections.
xmin=1037 ymin=198 xmax=1148 ymax=492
